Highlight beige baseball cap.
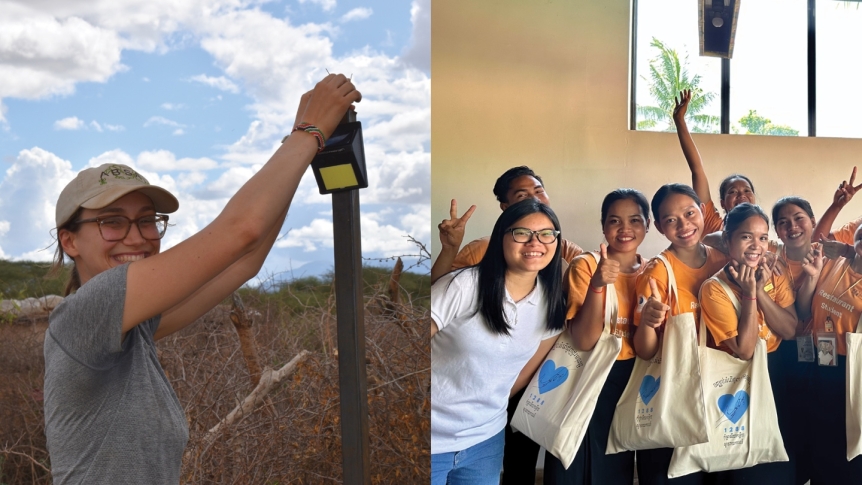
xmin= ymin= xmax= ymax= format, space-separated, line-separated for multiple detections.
xmin=56 ymin=163 xmax=179 ymax=228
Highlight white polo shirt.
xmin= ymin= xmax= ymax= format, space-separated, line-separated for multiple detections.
xmin=431 ymin=267 xmax=561 ymax=453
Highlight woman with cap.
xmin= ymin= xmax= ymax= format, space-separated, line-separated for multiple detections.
xmin=42 ymin=73 xmax=360 ymax=484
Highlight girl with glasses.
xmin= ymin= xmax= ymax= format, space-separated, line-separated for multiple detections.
xmin=43 ymin=74 xmax=360 ymax=484
xmin=431 ymin=199 xmax=566 ymax=485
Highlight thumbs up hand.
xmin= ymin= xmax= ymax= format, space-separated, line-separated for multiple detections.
xmin=589 ymin=244 xmax=620 ymax=291
xmin=641 ymin=277 xmax=670 ymax=329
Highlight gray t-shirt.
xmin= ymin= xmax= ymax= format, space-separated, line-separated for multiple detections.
xmin=44 ymin=264 xmax=188 ymax=484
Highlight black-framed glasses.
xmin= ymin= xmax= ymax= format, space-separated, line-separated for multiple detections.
xmin=507 ymin=227 xmax=560 ymax=244
xmin=74 ymin=215 xmax=170 ymax=241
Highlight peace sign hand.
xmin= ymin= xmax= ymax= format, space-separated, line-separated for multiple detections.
xmin=801 ymin=244 xmax=824 ymax=278
xmin=641 ymin=278 xmax=670 ymax=329
xmin=438 ymin=199 xmax=476 ymax=251
xmin=590 ymin=243 xmax=620 ymax=289
xmin=833 ymin=166 xmax=862 ymax=208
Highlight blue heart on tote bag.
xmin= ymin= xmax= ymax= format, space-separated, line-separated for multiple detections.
xmin=538 ymin=360 xmax=569 ymax=394
xmin=717 ymin=391 xmax=750 ymax=424
xmin=639 ymin=375 xmax=661 ymax=405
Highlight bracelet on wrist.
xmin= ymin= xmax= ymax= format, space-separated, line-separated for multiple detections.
xmin=742 ymin=295 xmax=756 ymax=301
xmin=589 ymin=284 xmax=604 ymax=294
xmin=283 ymin=123 xmax=327 ymax=153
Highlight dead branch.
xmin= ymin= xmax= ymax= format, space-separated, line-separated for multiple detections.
xmin=229 ymin=292 xmax=262 ymax=386
xmin=190 ymin=350 xmax=310 ymax=461
xmin=0 ymin=444 xmax=50 ymax=474
xmin=387 ymin=257 xmax=403 ymax=306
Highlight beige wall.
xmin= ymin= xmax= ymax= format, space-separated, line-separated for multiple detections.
xmin=432 ymin=0 xmax=862 ymax=260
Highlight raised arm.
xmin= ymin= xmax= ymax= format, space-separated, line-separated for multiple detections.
xmin=795 ymin=246 xmax=824 ymax=324
xmin=673 ymin=89 xmax=712 ymax=206
xmin=124 ymin=74 xmax=361 ymax=336
xmin=431 ymin=199 xmax=476 ymax=283
xmin=813 ymin=167 xmax=862 ymax=242
xmin=633 ymin=278 xmax=670 ymax=360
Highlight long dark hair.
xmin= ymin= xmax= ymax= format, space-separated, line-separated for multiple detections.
xmin=474 ymin=199 xmax=566 ymax=335
xmin=719 ymin=174 xmax=756 ymax=205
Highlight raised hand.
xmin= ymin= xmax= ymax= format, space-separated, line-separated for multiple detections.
xmin=801 ymin=245 xmax=824 ymax=278
xmin=729 ymin=260 xmax=757 ymax=299
xmin=762 ymin=251 xmax=783 ymax=276
xmin=641 ymin=278 xmax=670 ymax=328
xmin=833 ymin=166 xmax=862 ymax=209
xmin=438 ymin=199 xmax=476 ymax=251
xmin=293 ymin=74 xmax=362 ymax=139
xmin=590 ymin=243 xmax=620 ymax=289
xmin=672 ymin=89 xmax=692 ymax=124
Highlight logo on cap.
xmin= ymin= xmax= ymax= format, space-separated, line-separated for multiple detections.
xmin=99 ymin=165 xmax=148 ymax=185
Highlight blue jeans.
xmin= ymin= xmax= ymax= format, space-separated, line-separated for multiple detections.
xmin=431 ymin=429 xmax=505 ymax=485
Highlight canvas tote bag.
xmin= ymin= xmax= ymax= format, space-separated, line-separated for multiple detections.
xmin=606 ymin=254 xmax=707 ymax=454
xmin=668 ymin=276 xmax=787 ymax=477
xmin=845 ymin=313 xmax=862 ymax=460
xmin=510 ymin=252 xmax=622 ymax=469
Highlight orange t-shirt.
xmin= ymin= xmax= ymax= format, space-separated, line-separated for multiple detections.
xmin=831 ymin=216 xmax=862 ymax=245
xmin=811 ymin=257 xmax=862 ymax=356
xmin=700 ymin=269 xmax=795 ymax=355
xmin=565 ymin=252 xmax=645 ymax=360
xmin=451 ymin=236 xmax=584 ymax=269
xmin=633 ymin=246 xmax=728 ymax=327
xmin=702 ymin=199 xmax=724 ymax=236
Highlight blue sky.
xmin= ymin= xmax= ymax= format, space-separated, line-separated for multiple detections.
xmin=0 ymin=0 xmax=430 ymax=282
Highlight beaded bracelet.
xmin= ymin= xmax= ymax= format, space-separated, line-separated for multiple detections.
xmin=283 ymin=123 xmax=327 ymax=153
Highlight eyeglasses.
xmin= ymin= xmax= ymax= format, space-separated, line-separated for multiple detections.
xmin=507 ymin=227 xmax=560 ymax=244
xmin=74 ymin=215 xmax=170 ymax=241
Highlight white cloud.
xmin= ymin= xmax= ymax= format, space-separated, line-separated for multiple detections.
xmin=340 ymin=7 xmax=372 ymax=23
xmin=401 ymin=0 xmax=430 ymax=72
xmin=298 ymin=0 xmax=336 ymax=12
xmin=144 ymin=116 xmax=185 ymax=128
xmin=0 ymin=8 xmax=124 ymax=101
xmin=277 ymin=218 xmax=333 ymax=252
xmin=104 ymin=123 xmax=124 ymax=131
xmin=173 ymin=128 xmax=185 ymax=136
xmin=189 ymin=74 xmax=239 ymax=93
xmin=54 ymin=116 xmax=85 ymax=130
xmin=90 ymin=120 xmax=103 ymax=132
xmin=137 ymin=149 xmax=217 ymax=171
xmin=0 ymin=147 xmax=76 ymax=261
xmin=161 ymin=102 xmax=186 ymax=110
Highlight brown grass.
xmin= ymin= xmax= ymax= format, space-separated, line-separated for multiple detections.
xmin=0 ymin=281 xmax=430 ymax=484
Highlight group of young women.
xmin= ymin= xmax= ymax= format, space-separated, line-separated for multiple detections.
xmin=431 ymin=90 xmax=862 ymax=485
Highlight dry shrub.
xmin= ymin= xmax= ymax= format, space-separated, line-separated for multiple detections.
xmin=0 ymin=280 xmax=430 ymax=484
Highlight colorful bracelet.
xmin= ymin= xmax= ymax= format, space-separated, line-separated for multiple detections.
xmin=742 ymin=295 xmax=756 ymax=301
xmin=284 ymin=123 xmax=327 ymax=153
xmin=589 ymin=284 xmax=604 ymax=294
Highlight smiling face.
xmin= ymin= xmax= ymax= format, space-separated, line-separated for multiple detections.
xmin=774 ymin=203 xmax=815 ymax=250
xmin=727 ymin=215 xmax=770 ymax=268
xmin=59 ymin=191 xmax=161 ymax=285
xmin=656 ymin=192 xmax=704 ymax=250
xmin=603 ymin=198 xmax=648 ymax=254
xmin=721 ymin=177 xmax=756 ymax=212
xmin=501 ymin=175 xmax=550 ymax=209
xmin=503 ymin=212 xmax=557 ymax=275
